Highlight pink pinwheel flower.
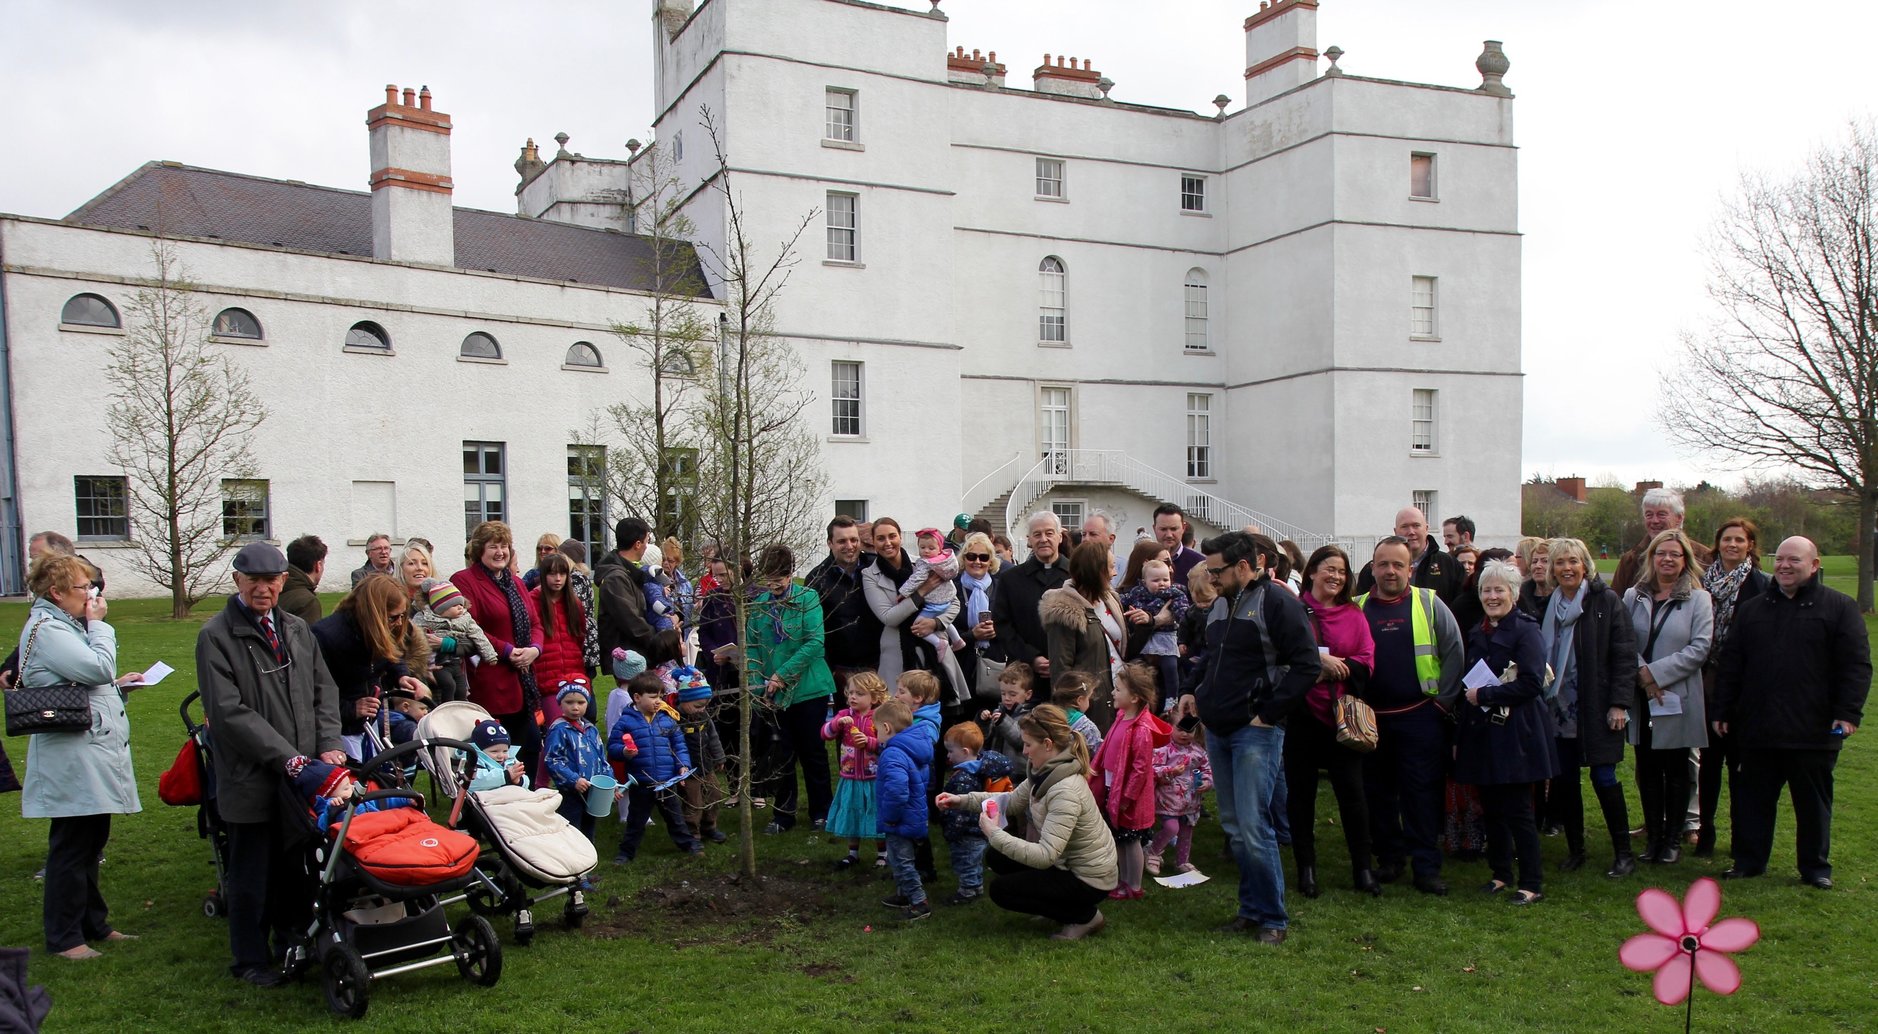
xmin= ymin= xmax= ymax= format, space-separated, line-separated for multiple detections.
xmin=1620 ymin=877 xmax=1760 ymax=1005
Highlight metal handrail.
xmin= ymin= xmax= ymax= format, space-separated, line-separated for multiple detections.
xmin=959 ymin=451 xmax=1023 ymax=520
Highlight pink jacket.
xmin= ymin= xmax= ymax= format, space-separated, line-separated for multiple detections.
xmin=1152 ymin=740 xmax=1213 ymax=819
xmin=1090 ymin=709 xmax=1170 ymax=830
xmin=822 ymin=707 xmax=880 ymax=781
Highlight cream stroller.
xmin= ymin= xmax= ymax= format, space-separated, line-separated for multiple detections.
xmin=414 ymin=701 xmax=597 ymax=945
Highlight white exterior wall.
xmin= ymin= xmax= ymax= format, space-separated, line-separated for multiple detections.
xmin=1 ymin=217 xmax=722 ymax=596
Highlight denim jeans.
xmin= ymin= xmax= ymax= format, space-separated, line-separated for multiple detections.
xmin=884 ymin=834 xmax=928 ymax=905
xmin=1206 ymin=721 xmax=1288 ymax=929
xmin=947 ymin=834 xmax=989 ymax=892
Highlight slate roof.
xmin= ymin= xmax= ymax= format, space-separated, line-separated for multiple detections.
xmin=64 ymin=162 xmax=712 ymax=297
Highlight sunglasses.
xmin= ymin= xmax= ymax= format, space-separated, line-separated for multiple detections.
xmin=963 ymin=552 xmax=992 ymax=562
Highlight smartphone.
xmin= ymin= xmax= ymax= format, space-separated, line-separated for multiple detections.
xmin=1177 ymin=714 xmax=1200 ymax=734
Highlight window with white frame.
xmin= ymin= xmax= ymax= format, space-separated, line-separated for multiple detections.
xmin=834 ymin=499 xmax=869 ymax=522
xmin=463 ymin=441 xmax=506 ymax=535
xmin=1180 ymin=175 xmax=1207 ymax=212
xmin=74 ymin=476 xmax=128 ymax=540
xmin=1410 ymin=153 xmax=1437 ymax=199
xmin=659 ymin=447 xmax=699 ymax=543
xmin=1411 ymin=388 xmax=1437 ymax=453
xmin=1050 ymin=499 xmax=1086 ymax=529
xmin=830 ymin=361 xmax=863 ymax=436
xmin=221 ymin=479 xmax=270 ymax=540
xmin=1035 ymin=157 xmax=1064 ymax=199
xmin=1413 ymin=490 xmax=1438 ymax=524
xmin=567 ymin=445 xmax=608 ymax=545
xmin=1040 ymin=385 xmax=1071 ymax=474
xmin=672 ymin=132 xmax=683 ymax=162
xmin=826 ymin=192 xmax=857 ymax=262
xmin=1411 ymin=276 xmax=1438 ymax=337
xmin=1187 ymin=394 xmax=1213 ymax=479
xmin=1038 ymin=257 xmax=1066 ymax=343
xmin=1184 ymin=269 xmax=1209 ymax=351
xmin=824 ymin=89 xmax=857 ymax=142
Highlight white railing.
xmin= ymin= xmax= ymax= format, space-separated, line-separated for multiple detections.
xmin=999 ymin=449 xmax=1343 ymax=559
xmin=959 ymin=451 xmax=1023 ymax=521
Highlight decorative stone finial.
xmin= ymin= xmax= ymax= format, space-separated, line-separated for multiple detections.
xmin=626 ymin=138 xmax=642 ymax=155
xmin=554 ymin=131 xmax=571 ymax=157
xmin=1324 ymin=46 xmax=1344 ymax=77
xmin=1097 ymin=76 xmax=1114 ymax=100
xmin=1475 ymin=40 xmax=1511 ymax=96
xmin=1213 ymin=94 xmax=1230 ymax=119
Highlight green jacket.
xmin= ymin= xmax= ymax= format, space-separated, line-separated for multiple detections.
xmin=746 ymin=583 xmax=836 ymax=709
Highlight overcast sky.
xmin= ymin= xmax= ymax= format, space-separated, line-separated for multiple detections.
xmin=5 ymin=0 xmax=1874 ymax=493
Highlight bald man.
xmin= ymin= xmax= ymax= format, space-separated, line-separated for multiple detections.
xmin=1354 ymin=507 xmax=1462 ymax=604
xmin=1714 ymin=536 xmax=1868 ymax=890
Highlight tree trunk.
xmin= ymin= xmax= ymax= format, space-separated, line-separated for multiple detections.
xmin=1859 ymin=489 xmax=1876 ymax=613
xmin=735 ymin=593 xmax=758 ymax=878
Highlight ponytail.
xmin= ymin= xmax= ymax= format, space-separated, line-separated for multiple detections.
xmin=1019 ymin=704 xmax=1090 ymax=777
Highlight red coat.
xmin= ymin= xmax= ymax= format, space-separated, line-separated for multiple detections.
xmin=449 ymin=564 xmax=544 ymax=716
xmin=1090 ymin=709 xmax=1171 ymax=831
xmin=530 ymin=588 xmax=588 ymax=693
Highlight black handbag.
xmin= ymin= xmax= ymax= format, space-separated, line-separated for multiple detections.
xmin=4 ymin=618 xmax=94 ymax=736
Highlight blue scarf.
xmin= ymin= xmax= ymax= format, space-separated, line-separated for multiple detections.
xmin=1542 ymin=584 xmax=1584 ymax=735
xmin=960 ymin=570 xmax=993 ymax=632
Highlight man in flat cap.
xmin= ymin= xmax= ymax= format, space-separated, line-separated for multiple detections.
xmin=196 ymin=542 xmax=345 ymax=987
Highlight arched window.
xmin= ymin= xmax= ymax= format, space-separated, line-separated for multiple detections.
xmin=61 ymin=293 xmax=119 ymax=328
xmin=213 ymin=308 xmax=263 ymax=340
xmin=1038 ymin=257 xmax=1066 ymax=344
xmin=460 ymin=332 xmax=501 ymax=360
xmin=1184 ymin=268 xmax=1209 ymax=351
xmin=345 ymin=321 xmax=391 ymax=352
xmin=565 ymin=341 xmax=603 ymax=368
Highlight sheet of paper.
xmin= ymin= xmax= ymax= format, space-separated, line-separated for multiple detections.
xmin=1462 ymin=659 xmax=1500 ymax=692
xmin=133 ymin=660 xmax=175 ymax=686
xmin=1648 ymin=692 xmax=1683 ymax=717
xmin=1152 ymin=869 xmax=1211 ymax=889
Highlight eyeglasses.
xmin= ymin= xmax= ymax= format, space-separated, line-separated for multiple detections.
xmin=963 ymin=552 xmax=991 ymax=562
xmin=1205 ymin=564 xmax=1232 ymax=576
xmin=1652 ymin=550 xmax=1685 ymax=560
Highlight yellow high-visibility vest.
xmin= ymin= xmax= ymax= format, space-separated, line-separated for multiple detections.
xmin=1353 ymin=587 xmax=1442 ymax=696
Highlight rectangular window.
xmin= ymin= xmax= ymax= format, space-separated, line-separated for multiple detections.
xmin=826 ymin=192 xmax=857 ymax=262
xmin=221 ymin=479 xmax=270 ymax=540
xmin=1410 ymin=152 xmax=1437 ymax=199
xmin=1411 ymin=275 xmax=1438 ymax=337
xmin=1039 ymin=259 xmax=1066 ymax=343
xmin=1180 ymin=174 xmax=1207 ymax=212
xmin=1411 ymin=389 xmax=1437 ymax=453
xmin=1040 ymin=385 xmax=1071 ymax=475
xmin=834 ymin=499 xmax=869 ymax=522
xmin=658 ymin=447 xmax=698 ymax=543
xmin=1050 ymin=499 xmax=1086 ymax=529
xmin=73 ymin=475 xmax=128 ymax=540
xmin=1413 ymin=490 xmax=1438 ymax=524
xmin=1035 ymin=157 xmax=1064 ymax=199
xmin=830 ymin=360 xmax=863 ymax=436
xmin=824 ymin=88 xmax=856 ymax=142
xmin=567 ymin=445 xmax=608 ymax=546
xmin=1186 ymin=394 xmax=1213 ymax=479
xmin=463 ymin=441 xmax=506 ymax=536
xmin=1184 ymin=276 xmax=1209 ymax=351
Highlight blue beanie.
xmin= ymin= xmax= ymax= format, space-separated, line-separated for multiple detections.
xmin=674 ymin=665 xmax=713 ymax=704
xmin=471 ymin=719 xmax=510 ymax=749
xmin=557 ymin=677 xmax=594 ymax=707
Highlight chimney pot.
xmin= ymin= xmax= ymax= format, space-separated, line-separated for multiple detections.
xmin=401 ymin=87 xmax=416 ymax=107
xmin=384 ymin=84 xmax=398 ymax=105
xmin=988 ymin=50 xmax=996 ymax=62
xmin=419 ymin=85 xmax=431 ymax=110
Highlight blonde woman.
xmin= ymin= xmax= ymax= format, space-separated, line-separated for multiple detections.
xmin=954 ymin=530 xmax=1005 ymax=699
xmin=524 ymin=532 xmax=563 ymax=590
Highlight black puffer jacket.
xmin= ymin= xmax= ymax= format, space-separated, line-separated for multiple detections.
xmin=1553 ymin=577 xmax=1636 ymax=767
xmin=1716 ymin=574 xmax=1869 ymax=751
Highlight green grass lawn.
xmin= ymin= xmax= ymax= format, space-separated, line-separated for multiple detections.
xmin=1 ymin=581 xmax=1872 ymax=1032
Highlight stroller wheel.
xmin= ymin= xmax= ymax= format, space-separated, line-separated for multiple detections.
xmin=465 ymin=883 xmax=503 ymax=917
xmin=202 ymin=890 xmax=225 ymax=919
xmin=321 ymin=945 xmax=371 ymax=1019
xmin=565 ymin=896 xmax=588 ymax=928
xmin=452 ymin=915 xmax=503 ymax=987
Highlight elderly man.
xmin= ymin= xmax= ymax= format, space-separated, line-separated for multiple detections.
xmin=349 ymin=532 xmax=396 ymax=587
xmin=1154 ymin=503 xmax=1205 ymax=585
xmin=1611 ymin=488 xmax=1712 ymax=594
xmin=197 ymin=542 xmax=345 ymax=987
xmin=1715 ymin=536 xmax=1868 ymax=889
xmin=1355 ymin=536 xmax=1465 ymax=895
xmin=1355 ymin=507 xmax=1462 ymax=604
xmin=993 ymin=511 xmax=1070 ymax=703
xmin=1177 ymin=532 xmax=1319 ymax=943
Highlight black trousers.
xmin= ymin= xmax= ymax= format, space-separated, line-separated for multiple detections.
xmin=225 ymin=819 xmax=311 ymax=973
xmin=763 ymin=696 xmax=834 ymax=829
xmin=1283 ymin=715 xmax=1372 ymax=875
xmin=986 ymin=846 xmax=1109 ymax=925
xmin=1364 ymin=712 xmax=1447 ymax=877
xmin=44 ymin=814 xmax=112 ymax=952
xmin=1697 ymin=726 xmax=1738 ymax=848
xmin=1732 ymin=748 xmax=1837 ymax=879
xmin=1635 ymin=723 xmax=1690 ymax=848
xmin=1481 ymin=783 xmax=1544 ymax=893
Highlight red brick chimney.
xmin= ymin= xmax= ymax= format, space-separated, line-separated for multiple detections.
xmin=1033 ymin=54 xmax=1104 ymax=99
xmin=1557 ymin=477 xmax=1587 ymax=502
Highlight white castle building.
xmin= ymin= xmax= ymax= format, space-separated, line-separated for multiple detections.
xmin=0 ymin=0 xmax=1521 ymax=595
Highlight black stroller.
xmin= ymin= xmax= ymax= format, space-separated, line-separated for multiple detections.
xmin=278 ymin=737 xmax=505 ymax=1019
xmin=171 ymin=691 xmax=231 ymax=920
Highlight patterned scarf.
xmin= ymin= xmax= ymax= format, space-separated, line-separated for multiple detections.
xmin=1702 ymin=560 xmax=1753 ymax=651
xmin=492 ymin=566 xmax=540 ymax=712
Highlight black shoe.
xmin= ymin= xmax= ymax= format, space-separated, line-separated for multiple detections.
xmin=1657 ymin=844 xmax=1681 ymax=865
xmin=763 ymin=821 xmax=790 ymax=835
xmin=1719 ymin=867 xmax=1762 ymax=880
xmin=1413 ymin=875 xmax=1449 ymax=897
xmin=1213 ymin=916 xmax=1258 ymax=935
xmin=918 ymin=869 xmax=939 ymax=884
xmin=1296 ymin=866 xmax=1319 ymax=899
xmin=1606 ymin=854 xmax=1637 ymax=878
xmin=943 ymin=889 xmax=982 ymax=906
xmin=1481 ymin=879 xmax=1510 ymax=894
xmin=1691 ymin=842 xmax=1715 ymax=859
xmin=881 ymin=893 xmax=912 ymax=908
xmin=1557 ymin=851 xmax=1586 ymax=873
xmin=901 ymin=901 xmax=932 ymax=922
xmin=834 ymin=855 xmax=860 ymax=871
xmin=237 ymin=967 xmax=289 ymax=989
xmin=1352 ymin=870 xmax=1383 ymax=897
xmin=1374 ymin=861 xmax=1404 ymax=884
xmin=1643 ymin=838 xmax=1667 ymax=864
xmin=1254 ymin=927 xmax=1287 ymax=946
xmin=1803 ymin=875 xmax=1834 ymax=890
xmin=1506 ymin=889 xmax=1544 ymax=907
xmin=708 ymin=829 xmax=728 ymax=843
xmin=1540 ymin=822 xmax=1564 ymax=837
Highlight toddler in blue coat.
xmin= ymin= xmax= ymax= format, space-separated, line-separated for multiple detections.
xmin=543 ymin=678 xmax=609 ymax=839
xmin=607 ymin=673 xmax=701 ymax=864
xmin=874 ymin=700 xmax=932 ymax=921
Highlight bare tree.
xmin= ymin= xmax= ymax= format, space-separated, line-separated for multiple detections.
xmin=690 ymin=105 xmax=828 ymax=877
xmin=603 ymin=140 xmax=715 ymax=543
xmin=1662 ymin=119 xmax=1878 ymax=610
xmin=105 ymin=240 xmax=266 ymax=616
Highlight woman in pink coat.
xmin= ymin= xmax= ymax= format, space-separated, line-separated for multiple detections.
xmin=1090 ymin=663 xmax=1172 ymax=898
